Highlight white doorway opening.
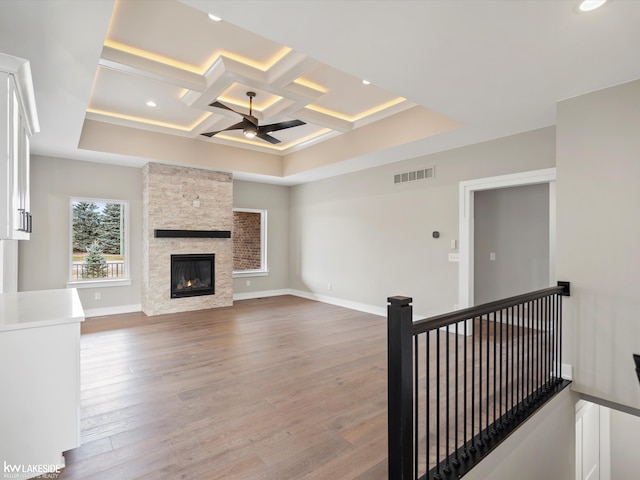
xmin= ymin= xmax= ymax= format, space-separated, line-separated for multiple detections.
xmin=458 ymin=168 xmax=557 ymax=310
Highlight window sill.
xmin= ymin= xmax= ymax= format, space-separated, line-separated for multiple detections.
xmin=66 ymin=278 xmax=132 ymax=289
xmin=233 ymin=270 xmax=269 ymax=278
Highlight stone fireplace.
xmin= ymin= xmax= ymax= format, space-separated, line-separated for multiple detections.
xmin=142 ymin=163 xmax=233 ymax=316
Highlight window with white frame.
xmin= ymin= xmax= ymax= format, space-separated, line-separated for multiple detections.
xmin=233 ymin=208 xmax=267 ymax=276
xmin=68 ymin=198 xmax=131 ymax=288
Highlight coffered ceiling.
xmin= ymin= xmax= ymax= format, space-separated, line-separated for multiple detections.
xmin=1 ymin=0 xmax=640 ymax=185
xmin=87 ymin=0 xmax=425 ymax=155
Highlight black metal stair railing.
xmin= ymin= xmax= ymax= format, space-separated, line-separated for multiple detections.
xmin=387 ymin=283 xmax=572 ymax=480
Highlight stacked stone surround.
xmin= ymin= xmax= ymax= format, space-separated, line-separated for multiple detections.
xmin=142 ymin=163 xmax=233 ymax=316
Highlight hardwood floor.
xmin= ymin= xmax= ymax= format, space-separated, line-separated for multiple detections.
xmin=57 ymin=296 xmax=390 ymax=480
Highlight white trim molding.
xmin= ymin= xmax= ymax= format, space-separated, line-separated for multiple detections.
xmin=458 ymin=168 xmax=557 ymax=310
xmin=69 ymin=197 xmax=131 ymax=286
xmin=83 ymin=303 xmax=141 ymax=318
xmin=67 ymin=278 xmax=132 ymax=289
xmin=289 ymin=289 xmax=387 ymax=318
xmin=233 ymin=289 xmax=290 ymax=301
xmin=233 ymin=208 xmax=268 ymax=276
xmin=235 ymin=289 xmax=430 ymax=321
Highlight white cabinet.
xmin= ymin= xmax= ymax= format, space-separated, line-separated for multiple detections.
xmin=0 ymin=289 xmax=84 ymax=478
xmin=0 ymin=53 xmax=39 ymax=240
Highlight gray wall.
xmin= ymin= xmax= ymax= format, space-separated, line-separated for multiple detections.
xmin=19 ymin=160 xmax=291 ymax=312
xmin=233 ymin=180 xmax=290 ymax=295
xmin=610 ymin=408 xmax=640 ymax=479
xmin=19 ymin=155 xmax=143 ymax=313
xmin=474 ymin=183 xmax=549 ymax=304
xmin=289 ymin=127 xmax=556 ymax=317
xmin=19 ymin=127 xmax=556 ymax=322
xmin=557 ymin=78 xmax=640 ymax=411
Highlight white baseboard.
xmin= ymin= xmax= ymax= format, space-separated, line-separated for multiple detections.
xmin=289 ymin=289 xmax=386 ymax=317
xmin=235 ymin=288 xmax=413 ymax=319
xmin=82 ymin=290 xmax=385 ymax=318
xmin=233 ymin=289 xmax=291 ymax=301
xmin=83 ymin=303 xmax=141 ymax=318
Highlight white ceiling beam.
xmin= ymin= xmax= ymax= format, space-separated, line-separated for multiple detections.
xmin=100 ymin=46 xmax=206 ymax=92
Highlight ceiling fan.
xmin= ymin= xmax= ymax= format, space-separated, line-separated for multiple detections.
xmin=201 ymin=91 xmax=306 ymax=144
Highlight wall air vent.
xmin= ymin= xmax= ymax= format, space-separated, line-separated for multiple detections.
xmin=394 ymin=166 xmax=435 ymax=184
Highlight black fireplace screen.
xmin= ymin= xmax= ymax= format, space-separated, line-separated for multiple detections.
xmin=170 ymin=254 xmax=215 ymax=298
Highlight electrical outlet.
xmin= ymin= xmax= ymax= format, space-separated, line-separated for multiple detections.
xmin=246 ymin=280 xmax=250 ymax=287
xmin=448 ymin=253 xmax=459 ymax=262
xmin=94 ymin=292 xmax=101 ymax=300
xmin=490 ymin=252 xmax=496 ymax=261
xmin=328 ymin=283 xmax=332 ymax=291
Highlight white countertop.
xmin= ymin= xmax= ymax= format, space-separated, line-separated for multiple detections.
xmin=0 ymin=288 xmax=85 ymax=332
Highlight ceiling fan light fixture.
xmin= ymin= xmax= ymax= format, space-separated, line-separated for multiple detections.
xmin=578 ymin=0 xmax=607 ymax=12
xmin=208 ymin=13 xmax=222 ymax=22
xmin=202 ymin=91 xmax=305 ymax=144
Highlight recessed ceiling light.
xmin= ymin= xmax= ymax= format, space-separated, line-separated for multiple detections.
xmin=578 ymin=0 xmax=607 ymax=12
xmin=146 ymin=100 xmax=157 ymax=108
xmin=208 ymin=13 xmax=222 ymax=22
xmin=362 ymin=79 xmax=371 ymax=85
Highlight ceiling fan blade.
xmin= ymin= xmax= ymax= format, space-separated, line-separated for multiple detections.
xmin=256 ymin=132 xmax=281 ymax=144
xmin=260 ymin=119 xmax=306 ymax=133
xmin=222 ymin=121 xmax=246 ymax=131
xmin=209 ymin=101 xmax=240 ymax=115
xmin=201 ymin=130 xmax=223 ymax=138
xmin=201 ymin=121 xmax=246 ymax=138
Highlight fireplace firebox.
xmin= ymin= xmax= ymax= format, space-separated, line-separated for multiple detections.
xmin=170 ymin=254 xmax=215 ymax=298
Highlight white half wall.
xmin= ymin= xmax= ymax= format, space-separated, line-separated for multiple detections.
xmin=464 ymin=388 xmax=578 ymax=480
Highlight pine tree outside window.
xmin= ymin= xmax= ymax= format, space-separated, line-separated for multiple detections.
xmin=68 ymin=198 xmax=131 ymax=288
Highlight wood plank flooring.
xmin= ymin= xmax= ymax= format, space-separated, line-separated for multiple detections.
xmin=56 ymin=296 xmax=390 ymax=480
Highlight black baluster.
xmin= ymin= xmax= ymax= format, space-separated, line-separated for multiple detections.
xmin=444 ymin=327 xmax=451 ymax=474
xmin=414 ymin=335 xmax=419 ymax=478
xmin=436 ymin=328 xmax=441 ymax=479
xmin=485 ymin=313 xmax=490 ymax=441
xmin=470 ymin=315 xmax=477 ymax=454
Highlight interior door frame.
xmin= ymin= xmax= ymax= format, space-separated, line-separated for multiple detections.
xmin=458 ymin=167 xmax=557 ymax=309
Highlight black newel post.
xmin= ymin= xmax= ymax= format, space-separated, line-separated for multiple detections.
xmin=387 ymin=296 xmax=414 ymax=480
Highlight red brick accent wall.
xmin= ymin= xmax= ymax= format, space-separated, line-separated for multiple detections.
xmin=233 ymin=211 xmax=262 ymax=270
